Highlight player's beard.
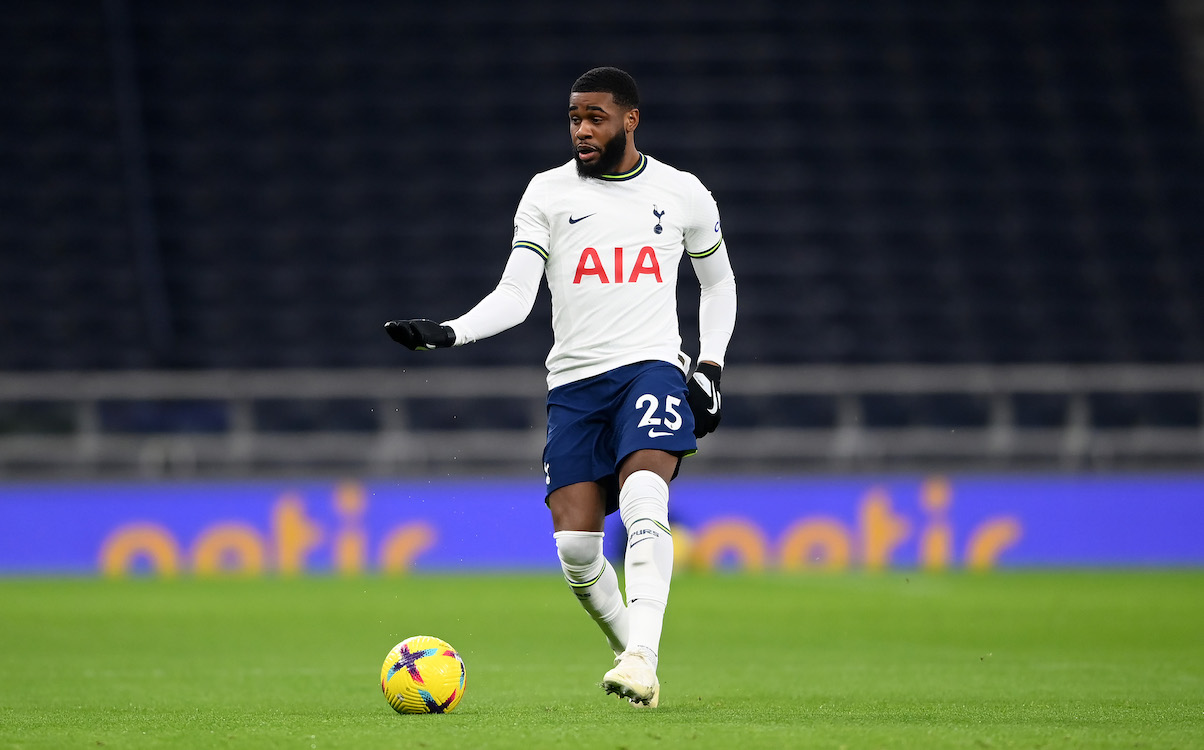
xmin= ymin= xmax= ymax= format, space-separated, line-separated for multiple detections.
xmin=575 ymin=129 xmax=628 ymax=178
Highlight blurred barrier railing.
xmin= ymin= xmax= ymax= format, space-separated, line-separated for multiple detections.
xmin=1 ymin=365 xmax=1203 ymax=478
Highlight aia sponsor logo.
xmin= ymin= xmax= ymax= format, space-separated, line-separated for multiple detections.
xmin=573 ymin=246 xmax=663 ymax=284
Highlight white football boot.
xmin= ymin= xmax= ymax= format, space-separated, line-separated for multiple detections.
xmin=602 ymin=647 xmax=660 ymax=707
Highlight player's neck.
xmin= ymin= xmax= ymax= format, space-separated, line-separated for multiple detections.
xmin=610 ymin=146 xmax=641 ymax=176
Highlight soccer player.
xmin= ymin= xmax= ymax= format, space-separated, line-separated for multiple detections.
xmin=385 ymin=66 xmax=736 ymax=707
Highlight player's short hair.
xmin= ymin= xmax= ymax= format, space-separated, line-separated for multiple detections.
xmin=571 ymin=67 xmax=640 ymax=110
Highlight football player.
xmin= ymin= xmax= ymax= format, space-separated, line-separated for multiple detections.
xmin=386 ymin=66 xmax=736 ymax=707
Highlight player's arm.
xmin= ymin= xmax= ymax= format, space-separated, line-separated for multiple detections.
xmin=686 ymin=240 xmax=736 ymax=436
xmin=385 ymin=247 xmax=544 ymax=351
xmin=682 ymin=176 xmax=736 ymax=436
xmin=692 ymin=241 xmax=736 ymax=368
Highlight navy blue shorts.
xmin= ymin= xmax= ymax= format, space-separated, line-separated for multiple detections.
xmin=543 ymin=360 xmax=697 ymax=515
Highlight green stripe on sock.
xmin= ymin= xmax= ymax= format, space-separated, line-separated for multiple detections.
xmin=566 ymin=561 xmax=607 ymax=589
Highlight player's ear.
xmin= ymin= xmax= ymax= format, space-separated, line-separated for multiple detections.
xmin=626 ymin=107 xmax=639 ymax=133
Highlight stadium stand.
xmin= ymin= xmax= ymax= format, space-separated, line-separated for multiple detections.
xmin=2 ymin=0 xmax=1203 ymax=473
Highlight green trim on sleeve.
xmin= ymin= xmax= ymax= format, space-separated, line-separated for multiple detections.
xmin=513 ymin=240 xmax=549 ymax=261
xmin=687 ymin=237 xmax=723 ymax=259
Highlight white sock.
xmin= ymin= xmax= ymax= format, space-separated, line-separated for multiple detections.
xmin=619 ymin=470 xmax=673 ymax=661
xmin=554 ymin=530 xmax=629 ymax=656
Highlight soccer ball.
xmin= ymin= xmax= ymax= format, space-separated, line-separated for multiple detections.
xmin=380 ymin=635 xmax=467 ymax=714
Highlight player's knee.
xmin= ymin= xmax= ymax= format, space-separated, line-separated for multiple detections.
xmin=619 ymin=470 xmax=669 ymax=530
xmin=554 ymin=530 xmax=604 ymax=575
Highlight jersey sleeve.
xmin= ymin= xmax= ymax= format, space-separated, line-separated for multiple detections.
xmin=683 ymin=176 xmax=724 ymax=260
xmin=441 ymin=247 xmax=545 ymax=345
xmin=511 ymin=176 xmax=551 ymax=263
xmin=692 ymin=243 xmax=736 ymax=367
xmin=684 ymin=175 xmax=736 ymax=367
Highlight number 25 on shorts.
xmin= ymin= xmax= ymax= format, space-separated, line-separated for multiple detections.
xmin=636 ymin=394 xmax=682 ymax=438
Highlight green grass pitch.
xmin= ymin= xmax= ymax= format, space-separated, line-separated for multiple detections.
xmin=1 ymin=572 xmax=1201 ymax=749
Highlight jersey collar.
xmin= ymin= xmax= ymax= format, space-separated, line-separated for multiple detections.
xmin=598 ymin=152 xmax=647 ymax=182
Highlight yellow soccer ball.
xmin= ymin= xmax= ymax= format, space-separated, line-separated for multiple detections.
xmin=380 ymin=635 xmax=467 ymax=714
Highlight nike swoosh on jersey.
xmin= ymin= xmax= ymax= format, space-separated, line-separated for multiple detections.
xmin=568 ymin=213 xmax=595 ymax=224
xmin=648 ymin=428 xmax=673 ymax=438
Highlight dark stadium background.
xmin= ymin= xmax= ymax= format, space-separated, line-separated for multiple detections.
xmin=10 ymin=0 xmax=1204 ymax=367
xmin=3 ymin=0 xmax=1204 ymax=476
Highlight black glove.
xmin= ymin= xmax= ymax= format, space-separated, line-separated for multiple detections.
xmin=687 ymin=362 xmax=723 ymax=438
xmin=384 ymin=319 xmax=456 ymax=351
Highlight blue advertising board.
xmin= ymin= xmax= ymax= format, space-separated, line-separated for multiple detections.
xmin=0 ymin=475 xmax=1201 ymax=576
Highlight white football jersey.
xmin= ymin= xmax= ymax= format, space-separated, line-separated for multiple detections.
xmin=513 ymin=154 xmax=726 ymax=388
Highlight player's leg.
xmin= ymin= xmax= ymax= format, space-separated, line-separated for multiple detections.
xmin=616 ymin=449 xmax=678 ymax=660
xmin=549 ymin=482 xmax=631 ymax=657
xmin=614 ymin=362 xmax=695 ymax=665
xmin=603 ymin=362 xmax=697 ymax=706
xmin=548 ymin=480 xmax=606 ymax=532
xmin=545 ymin=374 xmax=632 ymax=659
xmin=602 ymin=449 xmax=677 ymax=706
